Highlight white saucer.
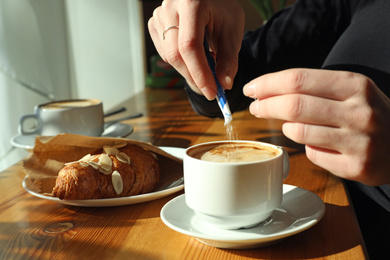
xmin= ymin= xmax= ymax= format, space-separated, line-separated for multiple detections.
xmin=10 ymin=122 xmax=133 ymax=150
xmin=160 ymin=184 xmax=325 ymax=249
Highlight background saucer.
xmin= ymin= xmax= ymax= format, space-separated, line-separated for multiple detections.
xmin=10 ymin=122 xmax=132 ymax=150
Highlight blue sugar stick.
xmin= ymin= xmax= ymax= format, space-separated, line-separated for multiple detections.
xmin=203 ymin=38 xmax=233 ymax=125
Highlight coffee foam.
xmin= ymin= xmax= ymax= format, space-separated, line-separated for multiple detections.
xmin=191 ymin=142 xmax=280 ymax=163
xmin=40 ymin=99 xmax=100 ymax=109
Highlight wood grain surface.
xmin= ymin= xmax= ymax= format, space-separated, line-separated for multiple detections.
xmin=0 ymin=89 xmax=367 ymax=259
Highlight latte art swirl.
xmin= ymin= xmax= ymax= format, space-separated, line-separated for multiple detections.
xmin=198 ymin=143 xmax=279 ymax=163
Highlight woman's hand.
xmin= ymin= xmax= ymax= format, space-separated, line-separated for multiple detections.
xmin=243 ymin=68 xmax=390 ymax=186
xmin=148 ymin=0 xmax=245 ymax=100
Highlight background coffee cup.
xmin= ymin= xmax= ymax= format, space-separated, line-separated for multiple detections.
xmin=19 ymin=99 xmax=104 ymax=136
xmin=184 ymin=140 xmax=290 ymax=230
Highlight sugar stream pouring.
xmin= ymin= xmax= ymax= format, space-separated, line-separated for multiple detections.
xmin=203 ymin=38 xmax=233 ymax=125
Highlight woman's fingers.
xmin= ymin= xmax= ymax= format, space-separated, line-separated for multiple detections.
xmin=214 ymin=38 xmax=241 ymax=91
xmin=148 ymin=0 xmax=244 ymax=100
xmin=282 ymin=123 xmax=341 ymax=151
xmin=244 ymin=68 xmax=390 ymax=185
xmin=304 ymin=145 xmax=379 ymax=184
xmin=249 ymin=94 xmax=346 ymax=127
xmin=243 ymin=68 xmax=371 ymax=101
xmin=177 ymin=3 xmax=217 ymax=99
xmin=149 ymin=3 xmax=203 ymax=95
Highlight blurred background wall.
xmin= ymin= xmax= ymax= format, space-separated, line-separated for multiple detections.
xmin=0 ymin=0 xmax=145 ymax=171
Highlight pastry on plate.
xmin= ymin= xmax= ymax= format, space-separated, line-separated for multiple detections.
xmin=51 ymin=143 xmax=160 ymax=200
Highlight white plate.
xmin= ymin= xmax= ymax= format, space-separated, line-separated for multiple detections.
xmin=10 ymin=122 xmax=133 ymax=150
xmin=160 ymin=184 xmax=325 ymax=249
xmin=23 ymin=146 xmax=185 ymax=207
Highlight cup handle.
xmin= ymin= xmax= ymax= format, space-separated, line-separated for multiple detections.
xmin=280 ymin=147 xmax=290 ymax=180
xmin=19 ymin=114 xmax=40 ymax=135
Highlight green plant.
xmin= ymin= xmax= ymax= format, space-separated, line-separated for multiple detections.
xmin=249 ymin=0 xmax=287 ymax=21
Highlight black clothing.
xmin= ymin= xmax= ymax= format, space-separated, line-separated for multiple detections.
xmin=185 ymin=0 xmax=390 ymax=258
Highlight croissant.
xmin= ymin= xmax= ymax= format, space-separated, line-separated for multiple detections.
xmin=52 ymin=144 xmax=160 ymax=200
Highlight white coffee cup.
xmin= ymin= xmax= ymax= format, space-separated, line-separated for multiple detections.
xmin=184 ymin=140 xmax=290 ymax=230
xmin=19 ymin=99 xmax=104 ymax=136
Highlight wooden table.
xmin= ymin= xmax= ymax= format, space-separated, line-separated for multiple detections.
xmin=0 ymin=88 xmax=367 ymax=259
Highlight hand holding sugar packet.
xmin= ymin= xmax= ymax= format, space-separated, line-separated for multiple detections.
xmin=203 ymin=38 xmax=233 ymax=125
